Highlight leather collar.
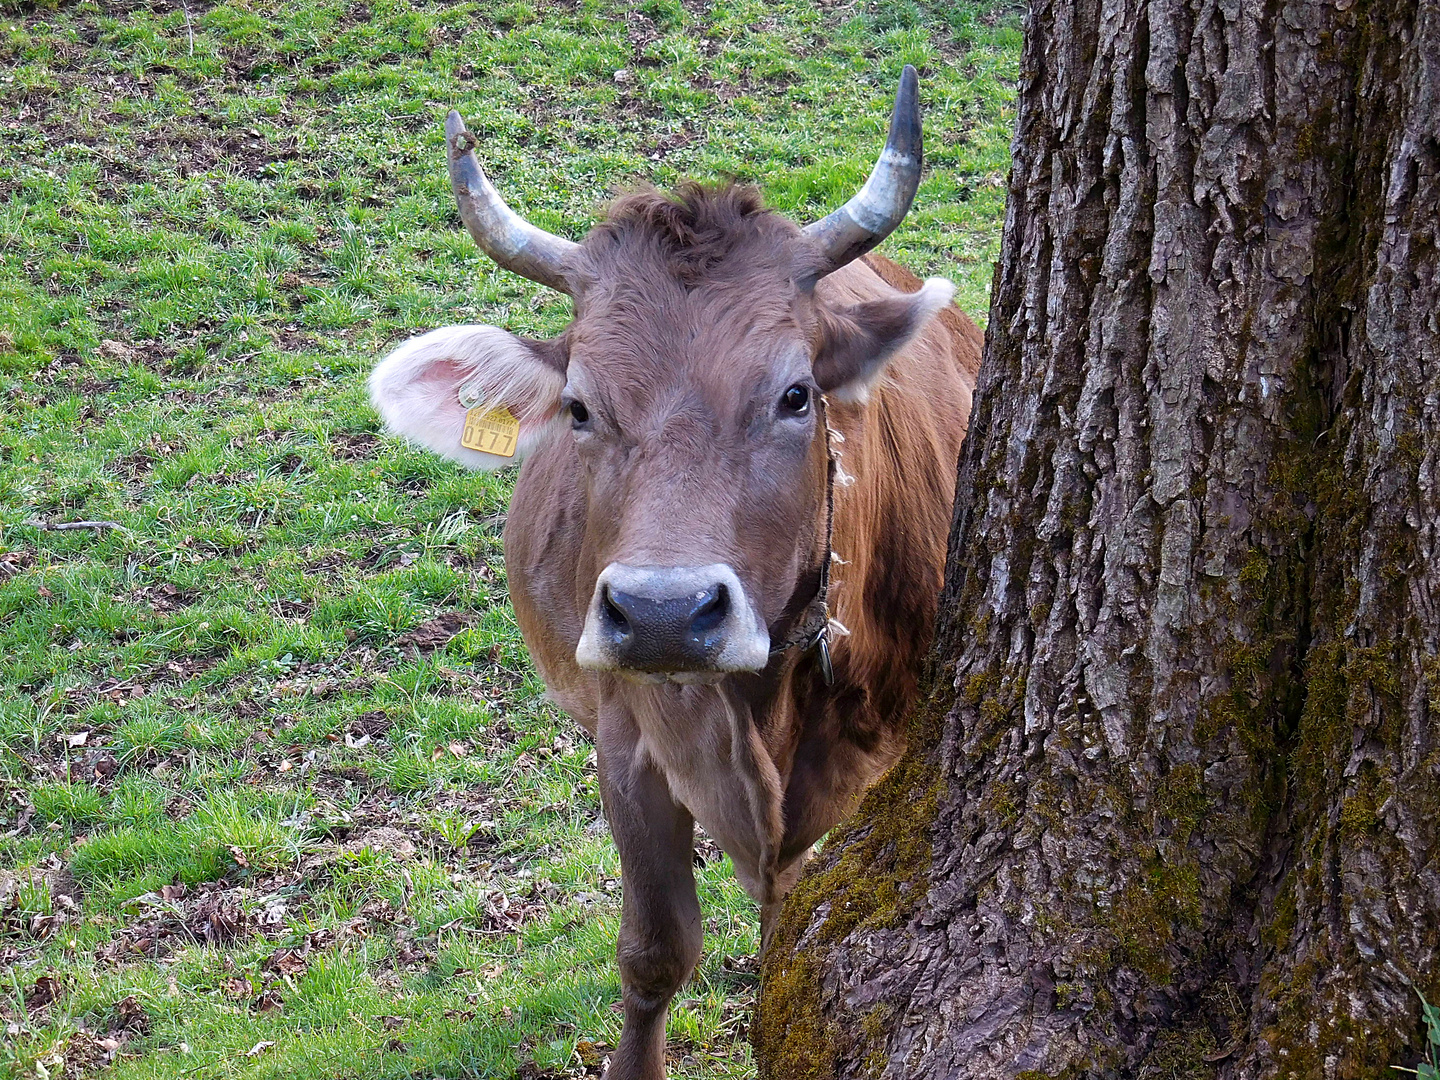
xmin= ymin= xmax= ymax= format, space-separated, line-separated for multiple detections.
xmin=768 ymin=395 xmax=838 ymax=686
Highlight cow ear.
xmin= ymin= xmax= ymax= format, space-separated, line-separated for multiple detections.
xmin=812 ymin=277 xmax=954 ymax=402
xmin=369 ymin=325 xmax=567 ymax=470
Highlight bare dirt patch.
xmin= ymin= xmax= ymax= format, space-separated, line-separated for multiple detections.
xmin=394 ymin=612 xmax=473 ymax=652
xmin=347 ymin=710 xmax=393 ymax=740
xmin=130 ymin=583 xmax=195 ymax=612
xmin=329 ymin=430 xmax=380 ymax=460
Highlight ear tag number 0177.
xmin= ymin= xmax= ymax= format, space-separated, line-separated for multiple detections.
xmin=461 ymin=405 xmax=520 ymax=458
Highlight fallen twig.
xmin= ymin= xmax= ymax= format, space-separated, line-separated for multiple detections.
xmin=181 ymin=0 xmax=195 ymax=55
xmin=28 ymin=519 xmax=127 ymax=532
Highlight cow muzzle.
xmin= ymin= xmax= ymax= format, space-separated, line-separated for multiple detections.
xmin=575 ymin=563 xmax=770 ymax=680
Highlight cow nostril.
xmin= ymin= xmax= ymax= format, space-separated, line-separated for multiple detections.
xmin=601 ymin=585 xmax=630 ymax=633
xmin=690 ymin=583 xmax=729 ymax=634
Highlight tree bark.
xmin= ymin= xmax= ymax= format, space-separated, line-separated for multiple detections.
xmin=755 ymin=0 xmax=1440 ymax=1077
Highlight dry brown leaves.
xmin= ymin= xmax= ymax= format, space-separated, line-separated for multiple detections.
xmin=97 ymin=880 xmax=253 ymax=961
xmin=258 ymin=912 xmax=386 ymax=992
xmin=68 ymin=748 xmax=119 ymax=785
xmin=515 ymin=1035 xmax=612 ymax=1080
xmin=25 ymin=974 xmax=64 ymax=1010
xmin=0 ymin=550 xmax=33 ymax=577
xmin=153 ymin=655 xmax=219 ymax=683
xmin=110 ymin=995 xmax=149 ymax=1035
xmin=189 ymin=889 xmax=248 ymax=945
xmin=41 ymin=993 xmax=157 ymax=1075
xmin=0 ymin=859 xmax=80 ymax=942
xmin=347 ymin=711 xmax=392 ymax=740
xmin=92 ymin=679 xmax=145 ymax=706
xmin=329 ymin=431 xmax=379 ymax=460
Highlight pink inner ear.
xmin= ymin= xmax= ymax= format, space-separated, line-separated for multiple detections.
xmin=370 ymin=324 xmax=566 ymax=467
xmin=407 ymin=357 xmax=470 ymax=429
xmin=416 ymin=358 xmax=466 ymax=386
xmin=411 ymin=348 xmax=555 ymax=434
xmin=411 ymin=358 xmax=466 ymax=403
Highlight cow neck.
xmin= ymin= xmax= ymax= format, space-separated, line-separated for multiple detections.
xmin=768 ymin=394 xmax=837 ymax=686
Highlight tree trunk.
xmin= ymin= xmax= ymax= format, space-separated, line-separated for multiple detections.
xmin=755 ymin=0 xmax=1440 ymax=1077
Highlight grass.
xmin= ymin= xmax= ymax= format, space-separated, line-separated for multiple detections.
xmin=1395 ymin=994 xmax=1440 ymax=1080
xmin=0 ymin=0 xmax=1020 ymax=1076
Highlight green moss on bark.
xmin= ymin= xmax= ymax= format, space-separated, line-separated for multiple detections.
xmin=754 ymin=683 xmax=951 ymax=1076
xmin=1102 ymin=861 xmax=1205 ymax=985
xmin=1153 ymin=762 xmax=1207 ymax=842
xmin=751 ymin=950 xmax=843 ymax=1080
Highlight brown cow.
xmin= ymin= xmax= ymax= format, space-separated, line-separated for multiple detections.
xmin=369 ymin=67 xmax=980 ymax=1080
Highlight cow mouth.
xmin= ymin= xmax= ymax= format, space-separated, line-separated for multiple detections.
xmin=574 ymin=563 xmax=771 ymax=677
xmin=616 ymin=670 xmax=731 ymax=687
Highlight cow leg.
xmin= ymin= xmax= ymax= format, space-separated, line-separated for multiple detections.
xmin=760 ymin=899 xmax=783 ymax=955
xmin=597 ymin=712 xmax=701 ymax=1080
xmin=758 ymin=848 xmax=814 ymax=956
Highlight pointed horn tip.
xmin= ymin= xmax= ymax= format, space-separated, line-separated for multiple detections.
xmin=445 ymin=110 xmax=469 ymax=144
xmin=894 ymin=64 xmax=919 ymax=110
xmin=893 ymin=64 xmax=919 ymax=114
xmin=887 ymin=65 xmax=922 ymax=157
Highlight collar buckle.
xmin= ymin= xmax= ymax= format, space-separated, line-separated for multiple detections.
xmin=815 ymin=629 xmax=834 ymax=686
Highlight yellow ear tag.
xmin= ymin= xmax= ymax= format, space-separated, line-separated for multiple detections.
xmin=461 ymin=405 xmax=520 ymax=458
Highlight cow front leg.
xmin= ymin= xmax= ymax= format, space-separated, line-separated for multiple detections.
xmin=760 ymin=899 xmax=783 ymax=956
xmin=597 ymin=712 xmax=701 ymax=1080
xmin=758 ymin=848 xmax=811 ymax=956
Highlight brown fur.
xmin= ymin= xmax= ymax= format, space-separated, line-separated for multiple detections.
xmin=498 ymin=185 xmax=980 ymax=1080
xmin=588 ymin=183 xmax=773 ymax=287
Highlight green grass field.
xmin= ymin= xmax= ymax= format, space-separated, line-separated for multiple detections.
xmin=0 ymin=1 xmax=1019 ymax=1076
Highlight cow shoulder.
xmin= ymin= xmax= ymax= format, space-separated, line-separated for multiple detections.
xmin=773 ymin=257 xmax=975 ymax=859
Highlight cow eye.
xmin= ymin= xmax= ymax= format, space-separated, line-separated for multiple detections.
xmin=568 ymin=400 xmax=590 ymax=425
xmin=781 ymin=385 xmax=810 ymax=414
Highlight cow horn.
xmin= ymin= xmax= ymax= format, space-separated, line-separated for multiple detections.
xmin=801 ymin=65 xmax=924 ymax=279
xmin=445 ymin=110 xmax=580 ymax=295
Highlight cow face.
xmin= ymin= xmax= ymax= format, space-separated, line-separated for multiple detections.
xmin=369 ymin=69 xmax=949 ymax=679
xmin=561 ymin=261 xmax=822 ymax=681
xmin=369 ymin=200 xmax=951 ymax=680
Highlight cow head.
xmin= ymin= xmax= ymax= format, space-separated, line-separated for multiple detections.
xmin=370 ymin=67 xmax=952 ymax=681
